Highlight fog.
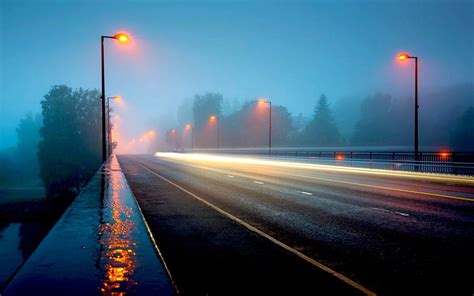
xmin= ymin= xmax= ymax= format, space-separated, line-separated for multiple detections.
xmin=1 ymin=0 xmax=473 ymax=163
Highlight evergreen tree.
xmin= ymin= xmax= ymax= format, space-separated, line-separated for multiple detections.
xmin=301 ymin=94 xmax=341 ymax=146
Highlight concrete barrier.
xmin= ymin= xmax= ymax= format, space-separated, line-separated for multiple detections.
xmin=3 ymin=156 xmax=175 ymax=296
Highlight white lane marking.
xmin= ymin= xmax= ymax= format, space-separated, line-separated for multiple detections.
xmin=227 ymin=175 xmax=234 ymax=178
xmin=371 ymin=207 xmax=410 ymax=217
xmin=138 ymin=162 xmax=375 ymax=296
xmin=300 ymin=191 xmax=314 ymax=196
xmin=253 ymin=181 xmax=264 ymax=185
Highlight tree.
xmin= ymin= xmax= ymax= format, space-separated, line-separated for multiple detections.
xmin=350 ymin=93 xmax=410 ymax=146
xmin=38 ymin=85 xmax=101 ymax=198
xmin=16 ymin=112 xmax=42 ymax=179
xmin=192 ymin=92 xmax=223 ymax=148
xmin=219 ymin=100 xmax=295 ymax=148
xmin=451 ymin=107 xmax=474 ymax=150
xmin=176 ymin=98 xmax=193 ymax=127
xmin=271 ymin=105 xmax=295 ymax=146
xmin=301 ymin=94 xmax=341 ymax=146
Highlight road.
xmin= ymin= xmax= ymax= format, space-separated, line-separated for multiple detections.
xmin=117 ymin=153 xmax=474 ymax=295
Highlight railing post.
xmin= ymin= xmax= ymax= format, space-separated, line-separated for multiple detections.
xmin=420 ymin=152 xmax=423 ymax=172
xmin=453 ymin=152 xmax=458 ymax=175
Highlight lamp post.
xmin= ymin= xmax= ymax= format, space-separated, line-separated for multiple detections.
xmin=101 ymin=33 xmax=128 ymax=162
xmin=259 ymin=98 xmax=272 ymax=155
xmin=209 ymin=115 xmax=219 ymax=149
xmin=171 ymin=129 xmax=177 ymax=151
xmin=109 ymin=115 xmax=120 ymax=154
xmin=185 ymin=123 xmax=193 ymax=150
xmin=107 ymin=96 xmax=121 ymax=155
xmin=397 ymin=52 xmax=419 ymax=162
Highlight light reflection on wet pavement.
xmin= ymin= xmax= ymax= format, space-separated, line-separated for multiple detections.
xmin=3 ymin=156 xmax=174 ymax=296
xmin=99 ymin=157 xmax=138 ymax=294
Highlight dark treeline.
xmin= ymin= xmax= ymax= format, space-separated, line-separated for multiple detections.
xmin=38 ymin=85 xmax=102 ymax=198
xmin=166 ymin=83 xmax=474 ymax=151
xmin=0 ymin=113 xmax=43 ymax=185
xmin=0 ymin=85 xmax=102 ymax=198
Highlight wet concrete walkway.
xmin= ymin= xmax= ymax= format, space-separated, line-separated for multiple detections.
xmin=3 ymin=156 xmax=175 ymax=296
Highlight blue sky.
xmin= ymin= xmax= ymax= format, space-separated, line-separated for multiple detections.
xmin=1 ymin=0 xmax=473 ymax=148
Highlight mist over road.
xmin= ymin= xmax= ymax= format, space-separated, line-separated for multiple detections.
xmin=118 ymin=153 xmax=474 ymax=295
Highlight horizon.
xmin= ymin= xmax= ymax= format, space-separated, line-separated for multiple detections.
xmin=1 ymin=0 xmax=473 ymax=150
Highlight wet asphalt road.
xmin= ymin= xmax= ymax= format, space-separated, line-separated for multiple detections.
xmin=118 ymin=154 xmax=474 ymax=295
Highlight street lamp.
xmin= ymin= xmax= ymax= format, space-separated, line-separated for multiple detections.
xmin=171 ymin=129 xmax=177 ymax=150
xmin=397 ymin=52 xmax=419 ymax=161
xmin=258 ymin=98 xmax=272 ymax=155
xmin=101 ymin=32 xmax=129 ymax=162
xmin=185 ymin=123 xmax=193 ymax=150
xmin=209 ymin=115 xmax=219 ymax=149
xmin=107 ymin=96 xmax=121 ymax=155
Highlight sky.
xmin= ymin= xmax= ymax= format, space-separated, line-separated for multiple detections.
xmin=1 ymin=0 xmax=473 ymax=150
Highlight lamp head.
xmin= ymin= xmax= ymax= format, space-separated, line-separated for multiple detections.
xmin=114 ymin=33 xmax=129 ymax=43
xmin=397 ymin=53 xmax=410 ymax=61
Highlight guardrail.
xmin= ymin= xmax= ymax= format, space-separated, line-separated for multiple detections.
xmin=178 ymin=148 xmax=474 ymax=176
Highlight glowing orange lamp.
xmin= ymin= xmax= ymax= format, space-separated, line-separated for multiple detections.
xmin=209 ymin=115 xmax=219 ymax=149
xmin=184 ymin=124 xmax=194 ymax=149
xmin=397 ymin=53 xmax=410 ymax=61
xmin=114 ymin=33 xmax=129 ymax=43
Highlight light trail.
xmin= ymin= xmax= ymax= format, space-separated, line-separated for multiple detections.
xmin=153 ymin=152 xmax=474 ymax=185
xmin=153 ymin=152 xmax=474 ymax=202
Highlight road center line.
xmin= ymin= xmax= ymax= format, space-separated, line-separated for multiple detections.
xmin=227 ymin=175 xmax=234 ymax=178
xmin=137 ymin=161 xmax=375 ymax=296
xmin=285 ymin=172 xmax=474 ymax=202
xmin=371 ymin=207 xmax=410 ymax=217
xmin=300 ymin=191 xmax=314 ymax=196
xmin=253 ymin=181 xmax=264 ymax=185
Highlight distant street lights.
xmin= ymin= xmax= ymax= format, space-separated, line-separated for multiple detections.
xmin=185 ymin=123 xmax=193 ymax=150
xmin=209 ymin=115 xmax=219 ymax=149
xmin=171 ymin=129 xmax=177 ymax=150
xmin=258 ymin=98 xmax=272 ymax=155
xmin=397 ymin=52 xmax=419 ymax=161
xmin=101 ymin=32 xmax=129 ymax=161
xmin=107 ymin=96 xmax=121 ymax=154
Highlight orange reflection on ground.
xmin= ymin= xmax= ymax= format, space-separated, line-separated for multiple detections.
xmin=99 ymin=163 xmax=137 ymax=295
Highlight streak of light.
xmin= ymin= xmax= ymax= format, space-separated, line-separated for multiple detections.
xmin=156 ymin=154 xmax=474 ymax=203
xmin=153 ymin=153 xmax=474 ymax=185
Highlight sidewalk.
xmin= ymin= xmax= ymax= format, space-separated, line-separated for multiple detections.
xmin=3 ymin=156 xmax=175 ymax=296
